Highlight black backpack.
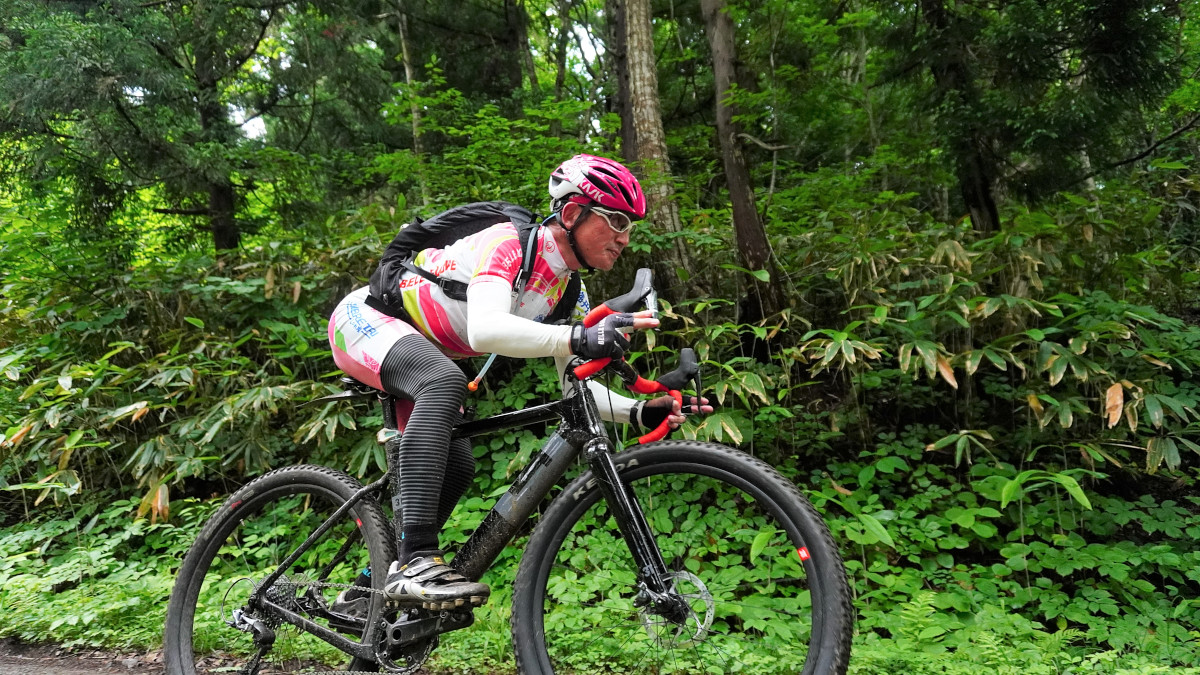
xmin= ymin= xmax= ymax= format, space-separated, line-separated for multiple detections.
xmin=366 ymin=201 xmax=581 ymax=325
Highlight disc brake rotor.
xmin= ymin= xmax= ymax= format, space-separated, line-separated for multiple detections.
xmin=640 ymin=571 xmax=715 ymax=647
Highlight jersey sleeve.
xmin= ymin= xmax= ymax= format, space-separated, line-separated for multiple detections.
xmin=466 ymin=279 xmax=573 ymax=358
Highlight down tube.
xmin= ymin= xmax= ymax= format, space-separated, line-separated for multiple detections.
xmin=451 ymin=431 xmax=581 ymax=581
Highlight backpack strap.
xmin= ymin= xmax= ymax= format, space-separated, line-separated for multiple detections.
xmin=514 ymin=214 xmax=579 ymax=325
xmin=546 ymin=272 xmax=582 ymax=325
xmin=378 ymin=207 xmax=566 ymax=317
xmin=363 ymin=292 xmax=412 ymax=321
xmin=512 ymin=213 xmax=546 ymax=295
xmin=400 ymin=258 xmax=469 ymax=301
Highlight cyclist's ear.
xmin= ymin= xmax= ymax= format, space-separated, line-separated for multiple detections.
xmin=560 ymin=202 xmax=584 ymax=230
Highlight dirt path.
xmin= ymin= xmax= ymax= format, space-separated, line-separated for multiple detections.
xmin=0 ymin=639 xmax=159 ymax=675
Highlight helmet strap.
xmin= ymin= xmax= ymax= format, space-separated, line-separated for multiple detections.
xmin=558 ymin=206 xmax=596 ymax=272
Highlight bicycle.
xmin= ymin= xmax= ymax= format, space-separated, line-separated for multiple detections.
xmin=162 ymin=269 xmax=854 ymax=674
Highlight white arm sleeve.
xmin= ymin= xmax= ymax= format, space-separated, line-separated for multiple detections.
xmin=466 ymin=279 xmax=573 ymax=358
xmin=554 ymin=355 xmax=641 ymax=425
xmin=469 ymin=279 xmax=640 ymax=424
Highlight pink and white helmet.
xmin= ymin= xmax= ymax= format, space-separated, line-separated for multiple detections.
xmin=549 ymin=154 xmax=647 ymax=219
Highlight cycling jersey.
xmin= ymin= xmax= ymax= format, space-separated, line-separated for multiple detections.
xmin=394 ymin=222 xmax=582 ymax=358
xmin=329 ymin=221 xmax=639 ymax=423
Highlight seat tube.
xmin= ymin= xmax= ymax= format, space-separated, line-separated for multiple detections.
xmin=584 ymin=438 xmax=672 ymax=593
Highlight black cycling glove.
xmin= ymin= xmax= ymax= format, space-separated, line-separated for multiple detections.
xmin=570 ymin=313 xmax=634 ymax=360
xmin=632 ymin=396 xmax=711 ymax=432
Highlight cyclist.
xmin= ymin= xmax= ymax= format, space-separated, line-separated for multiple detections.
xmin=327 ymin=154 xmax=711 ymax=610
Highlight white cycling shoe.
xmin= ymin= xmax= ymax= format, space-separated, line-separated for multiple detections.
xmin=383 ymin=552 xmax=490 ymax=610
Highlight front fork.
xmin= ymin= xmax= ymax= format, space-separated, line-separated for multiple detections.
xmin=583 ymin=437 xmax=690 ymax=624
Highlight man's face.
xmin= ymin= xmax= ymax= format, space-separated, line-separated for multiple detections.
xmin=565 ymin=202 xmax=632 ymax=271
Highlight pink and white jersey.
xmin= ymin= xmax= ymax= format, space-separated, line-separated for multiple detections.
xmin=392 ymin=222 xmax=583 ymax=358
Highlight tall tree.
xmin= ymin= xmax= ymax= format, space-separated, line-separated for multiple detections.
xmin=623 ymin=0 xmax=692 ymax=287
xmin=894 ymin=0 xmax=1180 ymax=231
xmin=916 ymin=0 xmax=1000 ymax=234
xmin=389 ymin=0 xmax=431 ymax=208
xmin=700 ymin=0 xmax=783 ymax=317
xmin=606 ymin=0 xmax=638 ymax=162
xmin=0 ymin=0 xmax=395 ymax=253
xmin=515 ymin=0 xmax=541 ymax=93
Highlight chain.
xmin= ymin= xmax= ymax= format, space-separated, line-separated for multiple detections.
xmin=268 ymin=575 xmax=385 ymax=597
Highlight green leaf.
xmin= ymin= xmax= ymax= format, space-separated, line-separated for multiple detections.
xmin=857 ymin=513 xmax=895 ymax=548
xmin=914 ymin=341 xmax=938 ymax=377
xmin=928 ymin=433 xmax=960 ymax=451
xmin=1051 ymin=473 xmax=1092 ymax=510
xmin=1144 ymin=394 xmax=1164 ymax=428
xmin=858 ymin=465 xmax=876 ymax=486
xmin=1161 ymin=437 xmax=1182 ymax=471
xmin=1048 ymin=356 xmax=1068 ymax=386
xmin=1150 ymin=159 xmax=1188 ymax=170
xmin=750 ymin=530 xmax=773 ymax=563
xmin=964 ymin=350 xmax=984 ymax=376
xmin=1000 ymin=479 xmax=1026 ymax=508
xmin=750 ymin=269 xmax=770 ymax=283
xmin=918 ymin=626 xmax=947 ymax=640
xmin=64 ymin=429 xmax=85 ymax=448
xmin=738 ymin=372 xmax=771 ymax=404
xmin=984 ymin=348 xmax=1007 ymax=371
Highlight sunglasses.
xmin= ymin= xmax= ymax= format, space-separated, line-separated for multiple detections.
xmin=585 ymin=204 xmax=637 ymax=234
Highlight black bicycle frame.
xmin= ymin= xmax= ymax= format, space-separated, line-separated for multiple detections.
xmin=451 ymin=372 xmax=671 ymax=588
xmin=250 ymin=368 xmax=676 ymax=660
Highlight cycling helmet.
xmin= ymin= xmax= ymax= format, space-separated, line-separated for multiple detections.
xmin=548 ymin=154 xmax=647 ymax=219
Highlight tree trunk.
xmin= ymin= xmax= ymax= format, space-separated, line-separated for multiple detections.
xmin=919 ymin=0 xmax=1000 ymax=235
xmin=701 ymin=0 xmax=782 ymax=318
xmin=194 ymin=12 xmax=239 ymax=254
xmin=515 ymin=0 xmax=540 ymax=94
xmin=607 ymin=0 xmax=637 ymax=161
xmin=548 ymin=0 xmax=574 ymax=137
xmin=624 ymin=0 xmax=690 ymax=290
xmin=553 ymin=0 xmax=572 ymax=101
xmin=394 ymin=0 xmax=430 ymax=208
xmin=209 ymin=180 xmax=239 ymax=253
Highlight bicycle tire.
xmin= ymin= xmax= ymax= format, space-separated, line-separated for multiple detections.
xmin=163 ymin=465 xmax=394 ymax=674
xmin=511 ymin=441 xmax=853 ymax=674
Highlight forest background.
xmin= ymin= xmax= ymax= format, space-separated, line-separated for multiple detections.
xmin=1 ymin=0 xmax=1199 ymax=672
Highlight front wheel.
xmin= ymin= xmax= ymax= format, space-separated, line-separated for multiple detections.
xmin=511 ymin=441 xmax=853 ymax=674
xmin=163 ymin=465 xmax=394 ymax=674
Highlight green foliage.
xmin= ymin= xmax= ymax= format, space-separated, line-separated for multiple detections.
xmin=0 ymin=204 xmax=383 ymax=517
xmin=0 ymin=494 xmax=197 ymax=649
xmin=2 ymin=0 xmax=1200 ymax=669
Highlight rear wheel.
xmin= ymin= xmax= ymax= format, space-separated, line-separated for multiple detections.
xmin=511 ymin=441 xmax=853 ymax=674
xmin=163 ymin=465 xmax=393 ymax=674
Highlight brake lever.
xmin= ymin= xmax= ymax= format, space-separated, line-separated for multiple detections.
xmin=582 ymin=268 xmax=654 ymax=328
xmin=656 ymin=348 xmax=698 ymax=391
